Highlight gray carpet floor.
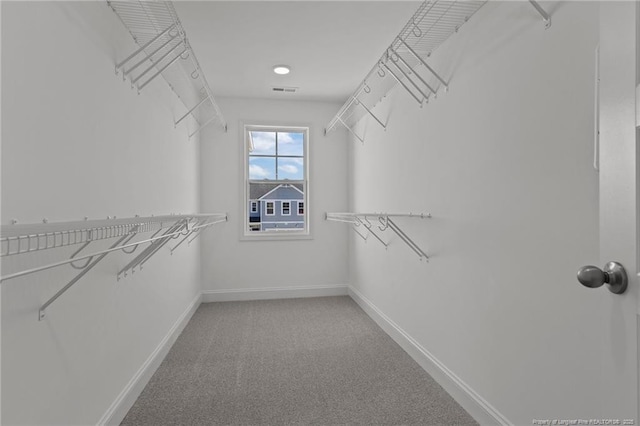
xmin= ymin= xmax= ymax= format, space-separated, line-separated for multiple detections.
xmin=121 ymin=296 xmax=477 ymax=425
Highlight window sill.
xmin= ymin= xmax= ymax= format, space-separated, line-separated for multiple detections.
xmin=240 ymin=232 xmax=312 ymax=242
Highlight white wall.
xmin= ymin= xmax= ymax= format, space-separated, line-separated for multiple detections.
xmin=2 ymin=2 xmax=201 ymax=424
xmin=200 ymin=97 xmax=349 ymax=297
xmin=349 ymin=2 xmax=606 ymax=424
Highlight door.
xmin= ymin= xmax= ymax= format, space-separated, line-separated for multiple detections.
xmin=596 ymin=1 xmax=638 ymax=421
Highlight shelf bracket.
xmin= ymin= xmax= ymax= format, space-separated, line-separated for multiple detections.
xmin=386 ymin=218 xmax=429 ymax=261
xmin=170 ymin=220 xmax=201 ymax=253
xmin=528 ymin=0 xmax=551 ymax=29
xmin=115 ymin=23 xmax=176 ymax=73
xmin=39 ymin=233 xmax=131 ymax=321
xmin=189 ymin=114 xmax=220 ymax=139
xmin=175 ymin=95 xmax=210 ymax=127
xmin=137 ymin=47 xmax=189 ymax=92
xmin=357 ymin=217 xmax=388 ymax=249
xmin=389 ymin=47 xmax=436 ymax=97
xmin=382 ymin=61 xmax=424 ymax=106
xmin=117 ymin=220 xmax=186 ymax=279
xmin=352 ymin=224 xmax=369 ymax=242
xmin=337 ymin=116 xmax=365 ymax=144
xmin=353 ymin=97 xmax=386 ymax=129
xmin=396 ymin=37 xmax=448 ymax=91
xmin=123 ymin=32 xmax=181 ymax=79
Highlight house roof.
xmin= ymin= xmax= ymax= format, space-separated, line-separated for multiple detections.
xmin=250 ymin=183 xmax=303 ymax=200
xmin=260 ymin=184 xmax=304 ymax=201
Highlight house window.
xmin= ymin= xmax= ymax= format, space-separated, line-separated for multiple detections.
xmin=244 ymin=125 xmax=308 ymax=238
xmin=265 ymin=201 xmax=275 ymax=216
xmin=251 ymin=201 xmax=258 ymax=213
xmin=282 ymin=201 xmax=291 ymax=216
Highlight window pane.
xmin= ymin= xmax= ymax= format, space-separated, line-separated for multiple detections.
xmin=278 ymin=132 xmax=304 ymax=156
xmin=278 ymin=157 xmax=304 ymax=180
xmin=249 ymin=157 xmax=276 ymax=180
xmin=250 ymin=131 xmax=276 ymax=155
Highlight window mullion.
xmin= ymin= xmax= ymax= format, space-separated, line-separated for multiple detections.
xmin=275 ymin=132 xmax=279 ymax=180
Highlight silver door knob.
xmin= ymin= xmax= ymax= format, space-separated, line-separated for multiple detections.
xmin=577 ymin=261 xmax=628 ymax=294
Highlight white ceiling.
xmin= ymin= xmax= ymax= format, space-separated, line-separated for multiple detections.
xmin=173 ymin=1 xmax=420 ymax=103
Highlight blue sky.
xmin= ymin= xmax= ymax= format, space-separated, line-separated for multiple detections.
xmin=249 ymin=131 xmax=304 ymax=180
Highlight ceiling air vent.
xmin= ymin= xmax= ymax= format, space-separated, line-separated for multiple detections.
xmin=272 ymin=86 xmax=298 ymax=93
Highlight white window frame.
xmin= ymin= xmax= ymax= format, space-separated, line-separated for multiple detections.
xmin=250 ymin=201 xmax=258 ymax=213
xmin=297 ymin=201 xmax=304 ymax=216
xmin=265 ymin=201 xmax=275 ymax=216
xmin=242 ymin=124 xmax=310 ymax=240
xmin=281 ymin=201 xmax=291 ymax=216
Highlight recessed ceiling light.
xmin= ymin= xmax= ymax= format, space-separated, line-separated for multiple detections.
xmin=273 ymin=65 xmax=290 ymax=75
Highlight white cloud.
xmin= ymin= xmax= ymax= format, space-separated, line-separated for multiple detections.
xmin=250 ymin=164 xmax=270 ymax=179
xmin=289 ymin=158 xmax=303 ymax=166
xmin=278 ymin=164 xmax=298 ymax=174
xmin=250 ymin=132 xmax=275 ymax=154
xmin=278 ymin=133 xmax=294 ymax=144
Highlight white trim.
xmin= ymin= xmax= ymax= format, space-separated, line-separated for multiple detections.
xmin=265 ymin=201 xmax=275 ymax=216
xmin=202 ymin=285 xmax=348 ymax=302
xmin=260 ymin=221 xmax=304 ymax=225
xmin=281 ymin=201 xmax=291 ymax=216
xmin=348 ymin=286 xmax=511 ymax=426
xmin=97 ymin=294 xmax=202 ymax=426
xmin=297 ymin=201 xmax=304 ymax=215
xmin=250 ymin=201 xmax=258 ymax=213
xmin=242 ymin=123 xmax=310 ymax=239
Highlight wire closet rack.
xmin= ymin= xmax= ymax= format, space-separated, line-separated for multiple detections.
xmin=326 ymin=212 xmax=431 ymax=261
xmin=1 ymin=213 xmax=227 ymax=320
xmin=324 ymin=0 xmax=552 ymax=143
xmin=108 ymin=1 xmax=227 ymax=138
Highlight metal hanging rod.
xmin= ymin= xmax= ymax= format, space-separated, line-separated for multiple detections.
xmin=327 ymin=212 xmax=431 ymax=219
xmin=528 ymin=0 xmax=551 ymax=29
xmin=325 ymin=0 xmax=553 ymax=142
xmin=325 ymin=212 xmax=430 ymax=260
xmin=1 ymin=213 xmax=227 ymax=320
xmin=109 ymin=1 xmax=226 ymax=134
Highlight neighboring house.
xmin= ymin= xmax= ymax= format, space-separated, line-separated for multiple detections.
xmin=248 ymin=183 xmax=304 ymax=231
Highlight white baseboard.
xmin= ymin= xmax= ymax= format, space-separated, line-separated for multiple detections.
xmin=348 ymin=286 xmax=511 ymax=426
xmin=202 ymin=284 xmax=348 ymax=302
xmin=97 ymin=293 xmax=202 ymax=426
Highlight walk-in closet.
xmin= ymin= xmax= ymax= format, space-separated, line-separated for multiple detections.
xmin=2 ymin=1 xmax=638 ymax=425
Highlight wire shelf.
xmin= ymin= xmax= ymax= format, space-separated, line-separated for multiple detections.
xmin=325 ymin=0 xmax=552 ymax=142
xmin=1 ymin=213 xmax=227 ymax=320
xmin=108 ymin=1 xmax=226 ymax=137
xmin=1 ymin=214 xmax=219 ymax=257
xmin=325 ymin=0 xmax=485 ymax=140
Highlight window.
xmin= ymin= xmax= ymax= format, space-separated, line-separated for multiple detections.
xmin=250 ymin=201 xmax=258 ymax=213
xmin=244 ymin=125 xmax=308 ymax=237
xmin=265 ymin=201 xmax=275 ymax=216
xmin=281 ymin=201 xmax=291 ymax=215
